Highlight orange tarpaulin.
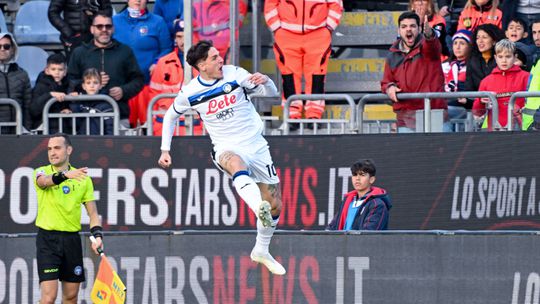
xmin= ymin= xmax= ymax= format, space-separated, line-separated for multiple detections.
xmin=91 ymin=255 xmax=126 ymax=304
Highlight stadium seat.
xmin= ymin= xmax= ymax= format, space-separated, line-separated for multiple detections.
xmin=13 ymin=0 xmax=61 ymax=45
xmin=16 ymin=45 xmax=48 ymax=86
xmin=0 ymin=8 xmax=8 ymax=33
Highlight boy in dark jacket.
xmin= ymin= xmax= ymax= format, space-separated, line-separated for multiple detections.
xmin=327 ymin=159 xmax=392 ymax=231
xmin=30 ymin=53 xmax=71 ymax=132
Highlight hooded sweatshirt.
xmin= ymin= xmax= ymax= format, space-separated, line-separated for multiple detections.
xmin=0 ymin=32 xmax=32 ymax=131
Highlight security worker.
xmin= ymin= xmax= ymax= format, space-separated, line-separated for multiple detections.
xmin=192 ymin=0 xmax=248 ymax=62
xmin=148 ymin=19 xmax=204 ymax=136
xmin=34 ymin=134 xmax=103 ymax=304
xmin=264 ymin=0 xmax=343 ymax=120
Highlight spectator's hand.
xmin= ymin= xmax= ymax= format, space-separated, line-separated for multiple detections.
xmin=60 ymin=109 xmax=72 ymax=114
xmin=65 ymin=167 xmax=88 ymax=181
xmin=457 ymin=98 xmax=467 ymax=104
xmin=100 ymin=71 xmax=110 ymax=87
xmin=480 ymin=97 xmax=491 ymax=104
xmin=109 ymin=87 xmax=123 ymax=101
xmin=439 ymin=5 xmax=449 ymax=17
xmin=50 ymin=92 xmax=66 ymax=102
xmin=424 ymin=16 xmax=434 ymax=38
xmin=91 ymin=237 xmax=103 ymax=255
xmin=158 ymin=151 xmax=172 ymax=168
xmin=386 ymin=85 xmax=402 ymax=103
xmin=416 ymin=6 xmax=427 ymax=22
xmin=149 ymin=64 xmax=156 ymax=76
xmin=69 ymin=92 xmax=79 ymax=96
xmin=248 ymin=72 xmax=269 ymax=85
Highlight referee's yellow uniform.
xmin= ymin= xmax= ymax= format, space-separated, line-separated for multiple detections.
xmin=33 ymin=164 xmax=96 ymax=283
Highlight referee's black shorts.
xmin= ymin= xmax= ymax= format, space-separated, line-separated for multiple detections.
xmin=36 ymin=228 xmax=85 ymax=283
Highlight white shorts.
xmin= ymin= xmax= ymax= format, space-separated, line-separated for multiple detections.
xmin=212 ymin=140 xmax=280 ymax=185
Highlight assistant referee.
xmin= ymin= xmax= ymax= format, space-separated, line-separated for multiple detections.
xmin=34 ymin=134 xmax=103 ymax=304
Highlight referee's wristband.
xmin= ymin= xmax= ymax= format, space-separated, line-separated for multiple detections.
xmin=51 ymin=172 xmax=68 ymax=185
xmin=90 ymin=226 xmax=104 ymax=239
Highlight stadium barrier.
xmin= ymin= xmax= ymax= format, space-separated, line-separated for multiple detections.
xmin=3 ymin=133 xmax=539 ymax=233
xmin=357 ymin=91 xmax=500 ymax=133
xmin=1 ymin=230 xmax=540 ymax=303
xmin=0 ymin=98 xmax=22 ymax=134
xmin=42 ymin=95 xmax=121 ymax=135
xmin=282 ymin=94 xmax=357 ymax=135
xmin=146 ymin=93 xmax=207 ymax=136
xmin=508 ymin=91 xmax=540 ymax=129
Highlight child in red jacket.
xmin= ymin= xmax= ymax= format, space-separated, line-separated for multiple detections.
xmin=473 ymin=39 xmax=529 ymax=130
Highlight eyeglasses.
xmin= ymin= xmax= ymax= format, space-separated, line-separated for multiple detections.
xmin=0 ymin=44 xmax=12 ymax=50
xmin=93 ymin=24 xmax=113 ymax=30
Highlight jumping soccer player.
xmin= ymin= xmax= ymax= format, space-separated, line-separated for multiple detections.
xmin=158 ymin=40 xmax=286 ymax=275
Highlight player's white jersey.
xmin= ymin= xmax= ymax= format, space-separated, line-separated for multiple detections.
xmin=166 ymin=65 xmax=277 ymax=150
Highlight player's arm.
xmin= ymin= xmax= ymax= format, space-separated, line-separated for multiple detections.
xmin=236 ymin=66 xmax=278 ymax=97
xmin=159 ymin=93 xmax=188 ymax=168
xmin=84 ymin=200 xmax=104 ymax=255
xmin=36 ymin=167 xmax=89 ymax=189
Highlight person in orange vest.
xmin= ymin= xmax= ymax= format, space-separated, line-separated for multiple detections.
xmin=148 ymin=20 xmax=203 ymax=136
xmin=457 ymin=0 xmax=502 ymax=33
xmin=264 ymin=0 xmax=343 ymax=120
xmin=192 ymin=0 xmax=248 ymax=62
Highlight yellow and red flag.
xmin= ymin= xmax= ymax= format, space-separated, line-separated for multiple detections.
xmin=91 ymin=255 xmax=126 ymax=304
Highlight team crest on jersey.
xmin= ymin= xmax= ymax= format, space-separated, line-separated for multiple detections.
xmin=222 ymin=83 xmax=232 ymax=93
xmin=74 ymin=266 xmax=83 ymax=276
xmin=62 ymin=185 xmax=70 ymax=194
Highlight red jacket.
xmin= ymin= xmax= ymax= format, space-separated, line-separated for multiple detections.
xmin=264 ymin=0 xmax=343 ymax=33
xmin=381 ymin=35 xmax=447 ymax=113
xmin=473 ymin=65 xmax=529 ymax=130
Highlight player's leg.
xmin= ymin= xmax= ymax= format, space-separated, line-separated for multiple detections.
xmin=250 ymin=182 xmax=286 ymax=275
xmin=61 ymin=282 xmax=81 ymax=304
xmin=59 ymin=233 xmax=85 ymax=304
xmin=36 ymin=229 xmax=61 ymax=304
xmin=216 ymin=150 xmax=269 ymax=222
xmin=39 ymin=280 xmax=59 ymax=304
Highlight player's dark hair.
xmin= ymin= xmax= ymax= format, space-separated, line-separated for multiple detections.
xmin=51 ymin=133 xmax=72 ymax=147
xmin=351 ymin=159 xmax=376 ymax=176
xmin=398 ymin=11 xmax=420 ymax=27
xmin=46 ymin=53 xmax=66 ymax=66
xmin=186 ymin=40 xmax=213 ymax=71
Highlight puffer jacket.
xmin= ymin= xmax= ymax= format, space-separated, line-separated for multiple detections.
xmin=0 ymin=33 xmax=32 ymax=131
xmin=67 ymin=39 xmax=144 ymax=119
xmin=30 ymin=72 xmax=70 ymax=129
xmin=48 ymin=0 xmax=113 ymax=43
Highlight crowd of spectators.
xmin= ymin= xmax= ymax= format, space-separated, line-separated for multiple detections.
xmin=382 ymin=0 xmax=540 ymax=132
xmin=1 ymin=0 xmax=540 ymax=134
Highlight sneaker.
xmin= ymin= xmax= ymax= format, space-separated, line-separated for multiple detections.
xmin=250 ymin=249 xmax=286 ymax=275
xmin=258 ymin=200 xmax=274 ymax=228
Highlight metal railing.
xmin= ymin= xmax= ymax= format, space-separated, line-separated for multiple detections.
xmin=357 ymin=92 xmax=500 ymax=133
xmin=282 ymin=94 xmax=357 ymax=135
xmin=0 ymin=98 xmax=22 ymax=135
xmin=42 ymin=95 xmax=120 ymax=135
xmin=508 ymin=91 xmax=540 ymax=130
xmin=146 ymin=93 xmax=206 ymax=136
